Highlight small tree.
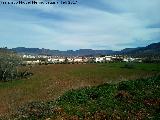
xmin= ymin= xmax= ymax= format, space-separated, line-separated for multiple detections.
xmin=64 ymin=57 xmax=68 ymax=64
xmin=0 ymin=48 xmax=31 ymax=82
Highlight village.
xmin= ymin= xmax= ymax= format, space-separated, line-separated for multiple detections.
xmin=22 ymin=54 xmax=142 ymax=65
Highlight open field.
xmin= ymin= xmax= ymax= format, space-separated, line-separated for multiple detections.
xmin=54 ymin=76 xmax=160 ymax=120
xmin=0 ymin=63 xmax=160 ymax=118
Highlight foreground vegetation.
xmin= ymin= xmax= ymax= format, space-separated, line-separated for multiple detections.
xmin=13 ymin=75 xmax=160 ymax=119
xmin=0 ymin=49 xmax=32 ymax=82
xmin=0 ymin=63 xmax=159 ymax=119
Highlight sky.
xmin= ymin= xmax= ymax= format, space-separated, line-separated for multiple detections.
xmin=0 ymin=0 xmax=160 ymax=50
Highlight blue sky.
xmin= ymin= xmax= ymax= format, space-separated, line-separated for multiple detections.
xmin=0 ymin=0 xmax=160 ymax=50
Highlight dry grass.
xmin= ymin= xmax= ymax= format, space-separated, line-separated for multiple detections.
xmin=0 ymin=63 xmax=159 ymax=117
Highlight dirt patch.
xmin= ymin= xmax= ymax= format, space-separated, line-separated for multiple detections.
xmin=144 ymin=99 xmax=160 ymax=107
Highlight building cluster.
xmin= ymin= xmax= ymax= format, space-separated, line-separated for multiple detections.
xmin=22 ymin=54 xmax=142 ymax=65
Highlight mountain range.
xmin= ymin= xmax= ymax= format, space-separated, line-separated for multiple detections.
xmin=11 ymin=42 xmax=160 ymax=57
xmin=119 ymin=42 xmax=160 ymax=57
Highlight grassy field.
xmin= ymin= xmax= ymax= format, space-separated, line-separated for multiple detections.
xmin=54 ymin=76 xmax=160 ymax=120
xmin=0 ymin=63 xmax=159 ymax=118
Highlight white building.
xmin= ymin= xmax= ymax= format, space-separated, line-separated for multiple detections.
xmin=23 ymin=60 xmax=40 ymax=65
xmin=95 ymin=57 xmax=105 ymax=63
xmin=23 ymin=55 xmax=36 ymax=59
xmin=74 ymin=57 xmax=83 ymax=63
xmin=59 ymin=58 xmax=65 ymax=63
xmin=67 ymin=58 xmax=74 ymax=63
xmin=105 ymin=56 xmax=112 ymax=61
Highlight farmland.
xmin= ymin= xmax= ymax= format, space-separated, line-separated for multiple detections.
xmin=0 ymin=63 xmax=160 ymax=119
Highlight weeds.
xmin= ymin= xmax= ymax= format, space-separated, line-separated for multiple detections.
xmin=12 ymin=75 xmax=160 ymax=119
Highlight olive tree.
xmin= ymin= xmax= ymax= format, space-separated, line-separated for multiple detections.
xmin=0 ymin=48 xmax=24 ymax=81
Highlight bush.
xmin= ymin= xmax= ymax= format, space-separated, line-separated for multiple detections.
xmin=0 ymin=48 xmax=32 ymax=82
xmin=122 ymin=63 xmax=135 ymax=69
xmin=15 ymin=101 xmax=55 ymax=120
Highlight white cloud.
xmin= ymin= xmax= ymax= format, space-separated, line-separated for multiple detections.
xmin=0 ymin=0 xmax=160 ymax=50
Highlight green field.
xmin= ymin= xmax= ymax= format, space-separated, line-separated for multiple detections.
xmin=0 ymin=63 xmax=160 ymax=119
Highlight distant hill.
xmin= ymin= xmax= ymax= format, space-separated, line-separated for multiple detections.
xmin=0 ymin=47 xmax=15 ymax=54
xmin=11 ymin=47 xmax=116 ymax=56
xmin=119 ymin=42 xmax=160 ymax=57
xmin=11 ymin=42 xmax=160 ymax=57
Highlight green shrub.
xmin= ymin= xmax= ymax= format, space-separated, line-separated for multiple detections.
xmin=15 ymin=101 xmax=55 ymax=120
xmin=123 ymin=63 xmax=135 ymax=69
xmin=0 ymin=48 xmax=32 ymax=82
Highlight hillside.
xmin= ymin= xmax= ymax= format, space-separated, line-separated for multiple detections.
xmin=0 ymin=48 xmax=13 ymax=54
xmin=14 ymin=75 xmax=160 ymax=119
xmin=11 ymin=42 xmax=160 ymax=57
xmin=120 ymin=42 xmax=160 ymax=57
xmin=11 ymin=47 xmax=115 ymax=56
